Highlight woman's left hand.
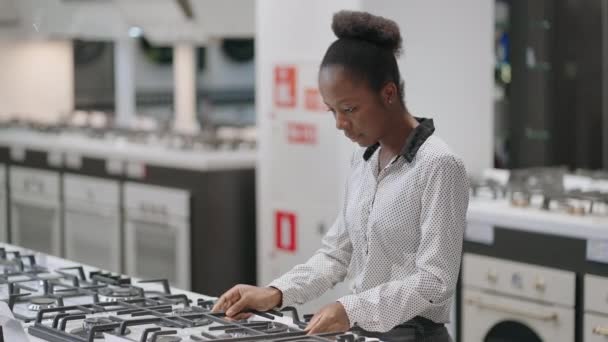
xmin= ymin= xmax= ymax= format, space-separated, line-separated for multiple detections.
xmin=305 ymin=302 xmax=350 ymax=334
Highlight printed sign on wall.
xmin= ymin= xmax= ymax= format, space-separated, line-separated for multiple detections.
xmin=275 ymin=210 xmax=297 ymax=252
xmin=286 ymin=122 xmax=317 ymax=145
xmin=304 ymin=87 xmax=326 ymax=112
xmin=274 ymin=66 xmax=297 ymax=108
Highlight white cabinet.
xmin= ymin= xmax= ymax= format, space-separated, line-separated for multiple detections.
xmin=123 ymin=182 xmax=190 ymax=290
xmin=9 ymin=166 xmax=62 ymax=256
xmin=585 ymin=274 xmax=608 ymax=341
xmin=0 ymin=164 xmax=6 ymax=242
xmin=63 ymin=174 xmax=121 ymax=272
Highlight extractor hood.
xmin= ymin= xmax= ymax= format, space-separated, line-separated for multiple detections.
xmin=0 ymin=0 xmax=254 ymax=43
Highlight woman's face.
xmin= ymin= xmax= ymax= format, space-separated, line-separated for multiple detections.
xmin=318 ymin=65 xmax=389 ymax=147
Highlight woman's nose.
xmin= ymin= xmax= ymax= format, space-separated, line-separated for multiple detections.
xmin=335 ymin=112 xmax=350 ymax=130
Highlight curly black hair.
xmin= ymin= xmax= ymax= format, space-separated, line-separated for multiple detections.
xmin=321 ymin=10 xmax=405 ymax=105
xmin=332 ymin=10 xmax=402 ymax=56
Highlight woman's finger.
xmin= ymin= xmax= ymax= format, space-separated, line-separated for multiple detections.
xmin=306 ymin=315 xmax=324 ymax=335
xmin=226 ymin=296 xmax=249 ymax=317
xmin=213 ymin=287 xmax=240 ymax=313
xmin=211 ymin=295 xmax=226 ymax=312
xmin=231 ymin=312 xmax=253 ymax=321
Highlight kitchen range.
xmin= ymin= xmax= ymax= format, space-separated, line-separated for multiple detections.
xmin=0 ymin=243 xmax=367 ymax=342
xmin=461 ymin=168 xmax=608 ymax=342
xmin=0 ymin=123 xmax=257 ymax=297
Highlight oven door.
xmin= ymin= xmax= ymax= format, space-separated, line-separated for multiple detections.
xmin=585 ymin=313 xmax=608 ymax=342
xmin=462 ymin=288 xmax=574 ymax=342
xmin=10 ymin=194 xmax=61 ymax=256
xmin=124 ymin=216 xmax=190 ymax=290
xmin=64 ymin=202 xmax=121 ymax=272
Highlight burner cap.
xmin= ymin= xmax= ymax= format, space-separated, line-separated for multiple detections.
xmin=70 ymin=317 xmax=130 ymax=338
xmin=198 ymin=300 xmax=215 ymax=310
xmin=98 ymin=287 xmax=142 ymax=302
xmin=27 ymin=297 xmax=57 ymax=311
xmin=84 ymin=317 xmax=113 ymax=330
xmin=261 ymin=322 xmax=289 ymax=334
xmin=158 ymin=308 xmax=212 ymax=328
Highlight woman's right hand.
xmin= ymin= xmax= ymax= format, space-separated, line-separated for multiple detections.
xmin=211 ymin=284 xmax=283 ymax=320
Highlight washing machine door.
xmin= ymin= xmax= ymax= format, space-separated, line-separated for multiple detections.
xmin=463 ymin=289 xmax=574 ymax=342
xmin=484 ymin=321 xmax=542 ymax=342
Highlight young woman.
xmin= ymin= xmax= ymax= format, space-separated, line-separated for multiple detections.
xmin=213 ymin=10 xmax=469 ymax=342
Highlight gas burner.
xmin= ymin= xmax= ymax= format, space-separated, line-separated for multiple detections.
xmin=153 ymin=336 xmax=182 ymax=342
xmin=69 ymin=317 xmax=130 ymax=339
xmin=158 ymin=307 xmax=212 ymax=327
xmin=98 ymin=287 xmax=142 ymax=302
xmin=197 ymin=300 xmax=215 ymax=311
xmin=258 ymin=322 xmax=289 ymax=334
xmin=0 ymin=259 xmax=21 ymax=273
xmin=27 ymin=297 xmax=57 ymax=311
xmin=173 ymin=307 xmax=203 ymax=315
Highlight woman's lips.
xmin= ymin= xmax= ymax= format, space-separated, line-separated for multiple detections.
xmin=346 ymin=132 xmax=362 ymax=141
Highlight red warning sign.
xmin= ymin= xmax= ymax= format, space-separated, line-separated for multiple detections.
xmin=275 ymin=211 xmax=297 ymax=252
xmin=274 ymin=66 xmax=297 ymax=108
xmin=287 ymin=122 xmax=317 ymax=145
xmin=304 ymin=87 xmax=326 ymax=112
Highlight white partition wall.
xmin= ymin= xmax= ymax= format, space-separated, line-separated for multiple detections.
xmin=256 ymin=0 xmax=493 ymax=328
xmin=255 ymin=0 xmax=359 ymax=314
xmin=362 ymin=0 xmax=494 ymax=178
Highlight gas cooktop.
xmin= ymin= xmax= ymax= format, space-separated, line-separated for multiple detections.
xmin=0 ymin=245 xmax=366 ymax=342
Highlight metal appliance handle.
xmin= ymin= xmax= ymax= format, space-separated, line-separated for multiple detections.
xmin=465 ymin=298 xmax=558 ymax=322
xmin=593 ymin=326 xmax=608 ymax=336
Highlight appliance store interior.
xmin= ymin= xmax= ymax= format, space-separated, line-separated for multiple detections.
xmin=0 ymin=1 xmax=606 ymax=341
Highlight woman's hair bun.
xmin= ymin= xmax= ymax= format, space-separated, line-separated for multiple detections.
xmin=331 ymin=10 xmax=402 ymax=56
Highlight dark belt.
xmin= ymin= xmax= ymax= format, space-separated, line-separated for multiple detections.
xmin=352 ymin=316 xmax=446 ymax=341
xmin=396 ymin=316 xmax=444 ymax=330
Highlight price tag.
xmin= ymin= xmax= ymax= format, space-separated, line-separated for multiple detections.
xmin=10 ymin=146 xmax=25 ymax=161
xmin=47 ymin=150 xmax=63 ymax=167
xmin=465 ymin=222 xmax=494 ymax=245
xmin=65 ymin=153 xmax=82 ymax=169
xmin=105 ymin=159 xmax=124 ymax=175
xmin=126 ymin=162 xmax=145 ymax=179
xmin=587 ymin=239 xmax=608 ymax=264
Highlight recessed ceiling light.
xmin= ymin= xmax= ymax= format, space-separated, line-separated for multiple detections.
xmin=128 ymin=26 xmax=143 ymax=38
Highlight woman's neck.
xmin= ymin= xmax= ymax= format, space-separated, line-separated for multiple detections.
xmin=379 ymin=109 xmax=419 ymax=157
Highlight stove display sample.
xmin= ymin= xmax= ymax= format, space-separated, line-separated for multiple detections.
xmin=0 ymin=246 xmax=366 ymax=342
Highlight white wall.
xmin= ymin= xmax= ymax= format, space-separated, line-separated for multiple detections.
xmin=0 ymin=39 xmax=74 ymax=123
xmin=362 ymin=0 xmax=494 ymax=177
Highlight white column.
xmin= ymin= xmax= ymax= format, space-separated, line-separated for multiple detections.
xmin=173 ymin=43 xmax=199 ymax=133
xmin=255 ymin=0 xmax=361 ymax=314
xmin=114 ymin=38 xmax=136 ymax=128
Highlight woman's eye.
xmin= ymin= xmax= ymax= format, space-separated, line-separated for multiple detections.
xmin=344 ymin=107 xmax=354 ymax=114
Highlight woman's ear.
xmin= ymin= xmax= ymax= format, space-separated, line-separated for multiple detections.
xmin=381 ymin=82 xmax=398 ymax=105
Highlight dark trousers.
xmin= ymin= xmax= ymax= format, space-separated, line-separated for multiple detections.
xmin=351 ymin=316 xmax=453 ymax=342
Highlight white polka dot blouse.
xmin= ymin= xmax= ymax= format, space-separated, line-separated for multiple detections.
xmin=269 ymin=118 xmax=470 ymax=333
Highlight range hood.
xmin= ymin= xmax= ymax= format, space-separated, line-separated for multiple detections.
xmin=0 ymin=0 xmax=254 ymax=43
